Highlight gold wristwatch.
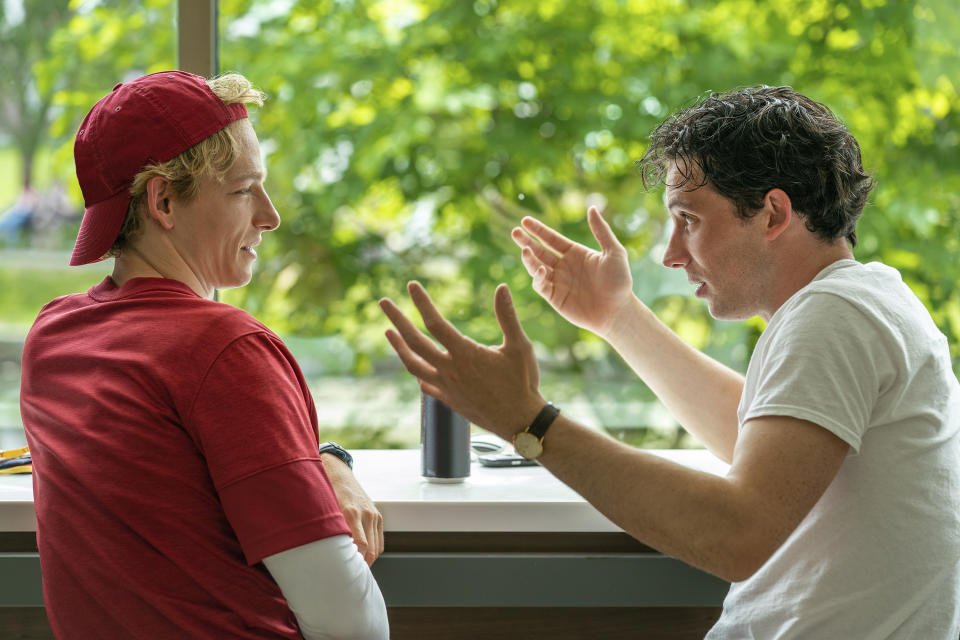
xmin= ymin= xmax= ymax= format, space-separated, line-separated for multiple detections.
xmin=513 ymin=403 xmax=561 ymax=460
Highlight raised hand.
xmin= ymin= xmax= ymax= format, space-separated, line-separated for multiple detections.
xmin=378 ymin=282 xmax=546 ymax=441
xmin=511 ymin=206 xmax=634 ymax=338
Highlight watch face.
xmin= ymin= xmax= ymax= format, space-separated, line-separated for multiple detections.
xmin=514 ymin=431 xmax=543 ymax=460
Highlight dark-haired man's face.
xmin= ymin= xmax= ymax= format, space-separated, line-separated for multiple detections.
xmin=661 ymin=161 xmax=772 ymax=321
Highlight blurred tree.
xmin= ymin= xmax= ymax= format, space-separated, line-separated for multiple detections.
xmin=6 ymin=0 xmax=958 ymax=445
xmin=0 ymin=0 xmax=73 ymax=190
xmin=217 ymin=0 xmax=959 ymax=375
xmin=0 ymin=0 xmax=175 ymax=203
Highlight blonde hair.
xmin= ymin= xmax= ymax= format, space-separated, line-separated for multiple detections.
xmin=106 ymin=73 xmax=265 ymax=257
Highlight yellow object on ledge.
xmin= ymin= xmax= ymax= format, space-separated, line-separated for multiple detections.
xmin=0 ymin=446 xmax=31 ymax=475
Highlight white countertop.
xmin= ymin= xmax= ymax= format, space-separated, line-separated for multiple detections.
xmin=0 ymin=449 xmax=729 ymax=534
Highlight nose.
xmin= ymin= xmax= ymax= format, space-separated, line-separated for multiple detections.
xmin=661 ymin=224 xmax=689 ymax=269
xmin=255 ymin=187 xmax=280 ymax=231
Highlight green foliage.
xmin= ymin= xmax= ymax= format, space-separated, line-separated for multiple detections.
xmin=215 ymin=0 xmax=960 ymax=374
xmin=316 ymin=425 xmax=409 ymax=450
xmin=0 ymin=148 xmax=23 ymax=209
xmin=0 ymin=256 xmax=104 ymax=327
xmin=2 ymin=0 xmax=959 ymax=448
xmin=0 ymin=1 xmax=176 ymax=196
xmin=0 ymin=0 xmax=72 ymax=187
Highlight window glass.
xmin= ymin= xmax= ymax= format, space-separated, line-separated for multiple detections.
xmin=0 ymin=0 xmax=176 ymax=450
xmin=217 ymin=0 xmax=960 ymax=450
xmin=3 ymin=1 xmax=958 ymax=453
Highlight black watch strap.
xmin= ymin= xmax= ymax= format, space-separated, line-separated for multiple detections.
xmin=527 ymin=402 xmax=560 ymax=439
xmin=318 ymin=441 xmax=354 ymax=470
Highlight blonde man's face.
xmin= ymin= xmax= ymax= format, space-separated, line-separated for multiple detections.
xmin=166 ymin=119 xmax=280 ymax=297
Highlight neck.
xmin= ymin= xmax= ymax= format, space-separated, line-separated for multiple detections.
xmin=762 ymin=238 xmax=854 ymax=321
xmin=111 ymin=242 xmax=213 ymax=299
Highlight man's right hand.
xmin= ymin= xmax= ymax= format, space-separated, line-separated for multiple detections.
xmin=511 ymin=206 xmax=634 ymax=338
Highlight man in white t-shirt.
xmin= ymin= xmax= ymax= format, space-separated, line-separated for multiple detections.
xmin=379 ymin=85 xmax=960 ymax=638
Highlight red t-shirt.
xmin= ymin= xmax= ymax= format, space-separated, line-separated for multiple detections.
xmin=20 ymin=277 xmax=351 ymax=639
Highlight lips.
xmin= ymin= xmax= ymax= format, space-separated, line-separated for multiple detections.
xmin=241 ymin=241 xmax=260 ymax=258
xmin=689 ymin=278 xmax=706 ymax=297
xmin=241 ymin=238 xmax=261 ymax=256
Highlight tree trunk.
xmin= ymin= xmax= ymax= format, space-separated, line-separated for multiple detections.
xmin=21 ymin=148 xmax=33 ymax=190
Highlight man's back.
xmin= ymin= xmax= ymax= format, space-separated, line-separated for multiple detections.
xmin=21 ymin=276 xmax=350 ymax=639
xmin=710 ymin=260 xmax=960 ymax=638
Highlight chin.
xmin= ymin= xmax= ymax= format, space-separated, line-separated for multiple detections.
xmin=706 ymin=299 xmax=742 ymax=322
xmin=709 ymin=304 xmax=756 ymax=322
xmin=217 ymin=274 xmax=254 ymax=291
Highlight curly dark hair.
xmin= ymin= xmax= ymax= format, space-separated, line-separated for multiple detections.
xmin=638 ymin=86 xmax=875 ymax=246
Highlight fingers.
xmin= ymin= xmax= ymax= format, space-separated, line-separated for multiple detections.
xmin=515 ymin=236 xmax=558 ymax=284
xmin=380 ymin=284 xmax=480 ymax=388
xmin=493 ymin=284 xmax=531 ymax=350
xmin=379 ymin=295 xmax=446 ymax=368
xmin=383 ymin=328 xmax=438 ymax=382
xmin=343 ymin=506 xmax=383 ymax=566
xmin=518 ymin=216 xmax=575 ymax=255
xmin=418 ymin=379 xmax=446 ymax=404
xmin=361 ymin=508 xmax=384 ymax=566
xmin=586 ymin=206 xmax=625 ymax=253
xmin=517 ymin=208 xmax=624 ymax=257
xmin=513 ymin=225 xmax=560 ymax=300
xmin=405 ymin=282 xmax=467 ymax=353
xmin=531 ymin=264 xmax=554 ymax=301
xmin=322 ymin=459 xmax=384 ymax=565
xmin=518 ymin=245 xmax=547 ymax=281
xmin=374 ymin=509 xmax=384 ymax=560
xmin=512 ymin=227 xmax=559 ymax=270
xmin=346 ymin=509 xmax=370 ymax=563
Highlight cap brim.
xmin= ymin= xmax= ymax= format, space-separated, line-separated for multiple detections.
xmin=69 ymin=189 xmax=131 ymax=266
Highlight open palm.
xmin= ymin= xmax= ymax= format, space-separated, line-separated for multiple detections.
xmin=512 ymin=207 xmax=634 ymax=338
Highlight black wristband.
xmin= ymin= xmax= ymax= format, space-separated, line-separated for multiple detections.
xmin=318 ymin=441 xmax=354 ymax=470
xmin=527 ymin=402 xmax=560 ymax=439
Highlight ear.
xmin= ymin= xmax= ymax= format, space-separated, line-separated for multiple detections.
xmin=145 ymin=176 xmax=176 ymax=230
xmin=763 ymin=188 xmax=793 ymax=241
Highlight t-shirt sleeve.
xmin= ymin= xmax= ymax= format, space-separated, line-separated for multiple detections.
xmin=187 ymin=331 xmax=350 ymax=564
xmin=742 ymin=292 xmax=895 ymax=453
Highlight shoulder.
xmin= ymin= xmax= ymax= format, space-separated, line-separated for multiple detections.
xmin=772 ymin=260 xmax=940 ymax=348
xmin=798 ymin=260 xmax=923 ymax=318
xmin=31 ymin=289 xmax=94 ymax=324
xmin=176 ymin=304 xmax=295 ymax=378
xmin=203 ymin=299 xmax=275 ymax=336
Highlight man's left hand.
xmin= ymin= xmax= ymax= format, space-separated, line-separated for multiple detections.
xmin=320 ymin=454 xmax=383 ymax=566
xmin=378 ymin=281 xmax=546 ymax=441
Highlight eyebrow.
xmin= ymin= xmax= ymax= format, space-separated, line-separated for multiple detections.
xmin=231 ymin=169 xmax=267 ymax=184
xmin=665 ymin=197 xmax=692 ymax=212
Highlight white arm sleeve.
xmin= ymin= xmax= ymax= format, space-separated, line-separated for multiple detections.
xmin=263 ymin=534 xmax=389 ymax=640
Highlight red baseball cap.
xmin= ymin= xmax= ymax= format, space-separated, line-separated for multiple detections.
xmin=70 ymin=70 xmax=248 ymax=266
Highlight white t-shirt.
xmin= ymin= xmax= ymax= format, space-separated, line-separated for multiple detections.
xmin=707 ymin=260 xmax=960 ymax=639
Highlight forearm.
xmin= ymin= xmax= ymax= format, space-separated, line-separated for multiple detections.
xmin=264 ymin=535 xmax=389 ymax=640
xmin=538 ymin=417 xmax=760 ymax=581
xmin=319 ymin=453 xmax=384 ymax=565
xmin=601 ymin=295 xmax=743 ymax=462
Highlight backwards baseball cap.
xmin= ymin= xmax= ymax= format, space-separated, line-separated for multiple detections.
xmin=70 ymin=70 xmax=248 ymax=266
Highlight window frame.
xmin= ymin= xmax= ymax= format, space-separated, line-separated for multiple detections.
xmin=178 ymin=0 xmax=217 ymax=77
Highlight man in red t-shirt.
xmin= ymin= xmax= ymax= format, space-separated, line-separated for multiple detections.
xmin=20 ymin=71 xmax=388 ymax=639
